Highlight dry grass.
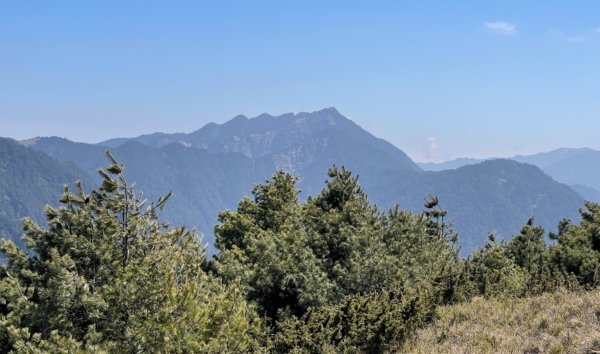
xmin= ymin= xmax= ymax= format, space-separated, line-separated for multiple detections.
xmin=403 ymin=289 xmax=600 ymax=354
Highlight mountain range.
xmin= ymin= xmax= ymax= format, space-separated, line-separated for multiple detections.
xmin=419 ymin=148 xmax=600 ymax=203
xmin=1 ymin=108 xmax=588 ymax=255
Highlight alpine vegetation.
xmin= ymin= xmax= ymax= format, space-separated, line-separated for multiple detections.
xmin=1 ymin=156 xmax=599 ymax=352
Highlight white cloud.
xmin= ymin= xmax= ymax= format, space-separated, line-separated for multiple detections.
xmin=422 ymin=137 xmax=445 ymax=163
xmin=484 ymin=22 xmax=517 ymax=35
xmin=550 ymin=29 xmax=587 ymax=43
xmin=426 ymin=136 xmax=440 ymax=151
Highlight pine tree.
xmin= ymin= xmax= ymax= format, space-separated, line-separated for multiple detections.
xmin=549 ymin=202 xmax=600 ymax=288
xmin=0 ymin=152 xmax=266 ymax=352
xmin=214 ymin=171 xmax=333 ymax=323
xmin=503 ymin=219 xmax=564 ymax=294
xmin=303 ymin=166 xmax=380 ymax=293
xmin=462 ymin=234 xmax=529 ymax=298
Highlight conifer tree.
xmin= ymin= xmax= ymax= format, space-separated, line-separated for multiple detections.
xmin=462 ymin=234 xmax=529 ymax=298
xmin=0 ymin=152 xmax=266 ymax=352
xmin=215 ymin=171 xmax=333 ymax=323
xmin=303 ymin=166 xmax=380 ymax=292
xmin=503 ymin=219 xmax=564 ymax=294
xmin=549 ymin=202 xmax=600 ymax=288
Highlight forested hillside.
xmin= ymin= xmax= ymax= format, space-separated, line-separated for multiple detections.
xmin=0 ymin=138 xmax=94 ymax=249
xmin=420 ymin=147 xmax=600 ymax=204
xmin=1 ymin=157 xmax=599 ymax=352
xmin=375 ymin=159 xmax=583 ymax=252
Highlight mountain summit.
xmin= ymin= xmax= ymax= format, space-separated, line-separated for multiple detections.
xmin=100 ymin=108 xmax=421 ymax=175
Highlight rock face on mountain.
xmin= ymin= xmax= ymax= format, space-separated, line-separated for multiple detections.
xmin=3 ymin=108 xmax=586 ymax=255
xmin=0 ymin=138 xmax=94 ymax=249
xmin=101 ymin=107 xmax=421 ymax=177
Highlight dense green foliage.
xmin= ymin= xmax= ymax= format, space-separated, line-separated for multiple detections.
xmin=213 ymin=166 xmax=600 ymax=352
xmin=460 ymin=208 xmax=600 ymax=300
xmin=1 ymin=154 xmax=600 ymax=352
xmin=212 ymin=168 xmax=455 ymax=351
xmin=273 ymin=290 xmax=431 ymax=353
xmin=0 ymin=154 xmax=265 ymax=352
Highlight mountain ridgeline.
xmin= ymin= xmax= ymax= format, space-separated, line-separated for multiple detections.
xmin=2 ymin=108 xmax=586 ymax=254
xmin=100 ymin=107 xmax=420 ymax=175
xmin=419 ymin=148 xmax=600 ymax=203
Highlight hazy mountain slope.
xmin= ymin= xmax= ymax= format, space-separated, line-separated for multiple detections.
xmin=112 ymin=142 xmax=274 ymax=238
xmin=22 ymin=136 xmax=108 ymax=175
xmin=27 ymin=139 xmax=275 ymax=248
xmin=512 ymin=147 xmax=593 ymax=168
xmin=265 ymin=127 xmax=421 ymax=196
xmin=374 ymin=160 xmax=583 ymax=253
xmin=571 ymin=184 xmax=600 ymax=203
xmin=99 ymin=131 xmax=189 ymax=150
xmin=418 ymin=158 xmax=484 ymax=171
xmin=420 ymin=148 xmax=600 ymax=201
xmin=418 ymin=148 xmax=595 ymax=172
xmin=23 ymin=110 xmax=585 ymax=255
xmin=542 ymin=150 xmax=600 ymax=191
xmin=0 ymin=138 xmax=94 ymax=249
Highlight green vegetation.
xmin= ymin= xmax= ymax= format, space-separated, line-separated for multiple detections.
xmin=1 ymin=156 xmax=600 ymax=352
xmin=0 ymin=153 xmax=265 ymax=352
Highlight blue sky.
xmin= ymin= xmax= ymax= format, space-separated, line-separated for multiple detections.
xmin=1 ymin=1 xmax=599 ymax=162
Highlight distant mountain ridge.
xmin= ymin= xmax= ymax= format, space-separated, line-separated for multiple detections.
xmin=512 ymin=148 xmax=594 ymax=168
xmin=419 ymin=148 xmax=600 ymax=203
xmin=1 ymin=108 xmax=585 ymax=255
xmin=418 ymin=158 xmax=485 ymax=172
xmin=376 ymin=159 xmax=582 ymax=252
xmin=418 ymin=148 xmax=596 ymax=172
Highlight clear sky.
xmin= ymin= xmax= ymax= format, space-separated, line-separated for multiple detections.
xmin=1 ymin=1 xmax=599 ymax=162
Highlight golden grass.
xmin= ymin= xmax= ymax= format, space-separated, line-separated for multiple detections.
xmin=403 ymin=289 xmax=600 ymax=354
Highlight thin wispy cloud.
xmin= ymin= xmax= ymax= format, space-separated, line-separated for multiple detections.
xmin=422 ymin=137 xmax=446 ymax=163
xmin=550 ymin=29 xmax=587 ymax=43
xmin=484 ymin=22 xmax=517 ymax=35
xmin=566 ymin=35 xmax=586 ymax=43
